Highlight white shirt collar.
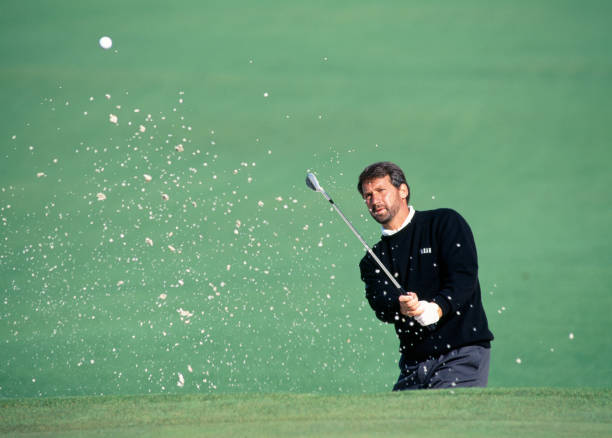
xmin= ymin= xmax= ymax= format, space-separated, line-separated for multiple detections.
xmin=381 ymin=205 xmax=415 ymax=236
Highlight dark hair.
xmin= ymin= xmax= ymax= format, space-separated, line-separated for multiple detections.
xmin=357 ymin=161 xmax=410 ymax=203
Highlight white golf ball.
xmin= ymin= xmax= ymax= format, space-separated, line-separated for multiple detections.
xmin=99 ymin=36 xmax=113 ymax=50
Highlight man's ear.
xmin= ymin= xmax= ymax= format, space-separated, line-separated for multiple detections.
xmin=399 ymin=183 xmax=409 ymax=199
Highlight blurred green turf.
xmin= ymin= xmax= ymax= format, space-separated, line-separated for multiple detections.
xmin=1 ymin=389 xmax=611 ymax=437
xmin=1 ymin=0 xmax=611 ymax=398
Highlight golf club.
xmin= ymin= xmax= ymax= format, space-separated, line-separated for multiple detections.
xmin=305 ymin=172 xmax=402 ymax=290
xmin=305 ymin=172 xmax=437 ymax=330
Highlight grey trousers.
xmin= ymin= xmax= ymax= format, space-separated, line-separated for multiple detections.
xmin=393 ymin=345 xmax=490 ymax=391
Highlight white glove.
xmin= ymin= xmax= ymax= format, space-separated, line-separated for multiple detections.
xmin=414 ymin=301 xmax=440 ymax=326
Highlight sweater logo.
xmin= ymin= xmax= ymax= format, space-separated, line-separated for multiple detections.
xmin=420 ymin=247 xmax=432 ymax=254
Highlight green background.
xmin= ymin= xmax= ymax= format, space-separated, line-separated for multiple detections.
xmin=1 ymin=0 xmax=611 ymax=398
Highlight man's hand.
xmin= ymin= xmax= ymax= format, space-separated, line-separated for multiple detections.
xmin=399 ymin=292 xmax=442 ymax=326
xmin=399 ymin=292 xmax=423 ymax=317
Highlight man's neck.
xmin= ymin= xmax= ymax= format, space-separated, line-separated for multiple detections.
xmin=381 ymin=205 xmax=414 ymax=236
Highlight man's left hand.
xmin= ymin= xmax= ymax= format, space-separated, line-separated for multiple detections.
xmin=414 ymin=301 xmax=441 ymax=326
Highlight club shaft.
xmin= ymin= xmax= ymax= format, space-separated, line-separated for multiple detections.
xmin=309 ymin=180 xmax=436 ymax=330
xmin=328 ymin=200 xmax=403 ymax=291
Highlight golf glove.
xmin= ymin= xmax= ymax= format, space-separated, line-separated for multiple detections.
xmin=414 ymin=301 xmax=440 ymax=326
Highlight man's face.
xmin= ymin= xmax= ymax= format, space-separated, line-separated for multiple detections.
xmin=361 ymin=176 xmax=408 ymax=225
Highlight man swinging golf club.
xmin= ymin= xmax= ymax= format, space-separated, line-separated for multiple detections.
xmin=357 ymin=162 xmax=493 ymax=390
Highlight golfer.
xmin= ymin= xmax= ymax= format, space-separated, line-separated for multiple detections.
xmin=358 ymin=162 xmax=494 ymax=390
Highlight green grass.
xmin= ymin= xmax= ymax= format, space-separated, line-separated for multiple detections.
xmin=1 ymin=388 xmax=611 ymax=437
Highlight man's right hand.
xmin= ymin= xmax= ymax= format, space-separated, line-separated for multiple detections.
xmin=399 ymin=292 xmax=424 ymax=317
xmin=399 ymin=293 xmax=442 ymax=326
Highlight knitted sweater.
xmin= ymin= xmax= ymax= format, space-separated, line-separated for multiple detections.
xmin=359 ymin=208 xmax=493 ymax=361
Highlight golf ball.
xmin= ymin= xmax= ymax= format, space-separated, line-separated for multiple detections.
xmin=99 ymin=36 xmax=113 ymax=50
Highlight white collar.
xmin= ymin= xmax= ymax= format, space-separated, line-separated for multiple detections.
xmin=381 ymin=205 xmax=415 ymax=236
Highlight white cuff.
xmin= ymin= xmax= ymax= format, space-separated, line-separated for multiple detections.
xmin=414 ymin=301 xmax=440 ymax=326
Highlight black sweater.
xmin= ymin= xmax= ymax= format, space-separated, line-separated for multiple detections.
xmin=359 ymin=208 xmax=493 ymax=361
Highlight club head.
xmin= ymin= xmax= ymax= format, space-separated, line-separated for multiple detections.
xmin=305 ymin=173 xmax=322 ymax=192
xmin=306 ymin=172 xmax=332 ymax=202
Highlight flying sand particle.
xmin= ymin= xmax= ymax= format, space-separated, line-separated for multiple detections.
xmin=177 ymin=308 xmax=193 ymax=318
